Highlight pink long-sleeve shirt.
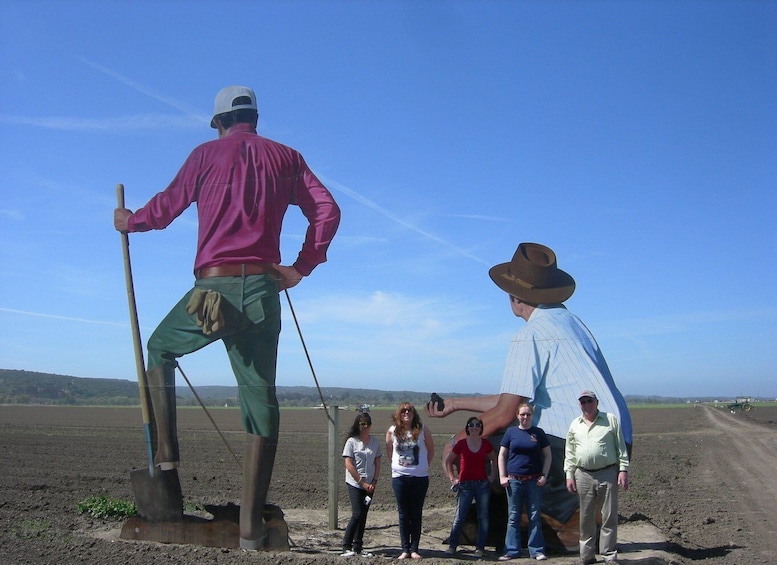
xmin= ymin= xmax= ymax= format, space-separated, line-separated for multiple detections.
xmin=127 ymin=123 xmax=340 ymax=276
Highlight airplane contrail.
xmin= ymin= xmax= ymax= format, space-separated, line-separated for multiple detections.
xmin=0 ymin=307 xmax=126 ymax=327
xmin=79 ymin=57 xmax=209 ymax=122
xmin=322 ymin=175 xmax=490 ymax=266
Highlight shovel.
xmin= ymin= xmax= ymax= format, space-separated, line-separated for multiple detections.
xmin=117 ymin=183 xmax=183 ymax=522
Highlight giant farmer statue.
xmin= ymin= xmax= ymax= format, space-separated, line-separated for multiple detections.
xmin=114 ymin=85 xmax=340 ymax=549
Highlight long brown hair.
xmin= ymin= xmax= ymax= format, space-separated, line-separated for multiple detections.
xmin=391 ymin=402 xmax=422 ymax=441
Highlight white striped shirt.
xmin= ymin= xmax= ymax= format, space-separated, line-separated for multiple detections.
xmin=500 ymin=304 xmax=632 ymax=442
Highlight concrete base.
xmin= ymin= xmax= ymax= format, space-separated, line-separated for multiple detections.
xmin=120 ymin=503 xmax=289 ymax=551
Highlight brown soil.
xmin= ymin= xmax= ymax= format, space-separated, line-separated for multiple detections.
xmin=1 ymin=403 xmax=775 ymax=564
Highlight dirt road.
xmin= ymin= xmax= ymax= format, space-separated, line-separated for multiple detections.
xmin=618 ymin=405 xmax=777 ymax=564
xmin=696 ymin=406 xmax=776 ymax=552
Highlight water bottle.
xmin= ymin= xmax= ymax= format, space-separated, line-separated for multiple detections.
xmin=364 ymin=495 xmax=372 ymax=506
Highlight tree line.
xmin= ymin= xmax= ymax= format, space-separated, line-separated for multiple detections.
xmin=0 ymin=369 xmax=468 ymax=408
xmin=2 ymin=369 xmax=732 ymax=407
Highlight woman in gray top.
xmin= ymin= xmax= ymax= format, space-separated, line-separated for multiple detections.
xmin=341 ymin=411 xmax=382 ymax=557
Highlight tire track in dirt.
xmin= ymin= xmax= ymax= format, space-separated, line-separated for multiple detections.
xmin=700 ymin=406 xmax=777 ymax=542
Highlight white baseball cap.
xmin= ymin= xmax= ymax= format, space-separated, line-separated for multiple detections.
xmin=210 ymin=85 xmax=257 ymax=128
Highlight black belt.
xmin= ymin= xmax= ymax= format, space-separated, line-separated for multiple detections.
xmin=578 ymin=463 xmax=617 ymax=473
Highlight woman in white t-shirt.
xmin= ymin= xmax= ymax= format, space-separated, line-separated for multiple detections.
xmin=341 ymin=411 xmax=382 ymax=557
xmin=385 ymin=403 xmax=434 ymax=560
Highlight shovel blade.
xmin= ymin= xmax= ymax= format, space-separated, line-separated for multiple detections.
xmin=131 ymin=468 xmax=184 ymax=522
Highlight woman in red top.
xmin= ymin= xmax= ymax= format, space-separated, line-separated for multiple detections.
xmin=444 ymin=416 xmax=497 ymax=557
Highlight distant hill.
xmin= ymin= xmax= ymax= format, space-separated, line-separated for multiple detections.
xmin=0 ymin=369 xmax=479 ymax=408
xmin=0 ymin=369 xmax=755 ymax=408
xmin=0 ymin=369 xmax=141 ymax=406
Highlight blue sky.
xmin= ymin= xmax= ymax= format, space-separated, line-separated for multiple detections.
xmin=1 ymin=1 xmax=775 ymax=399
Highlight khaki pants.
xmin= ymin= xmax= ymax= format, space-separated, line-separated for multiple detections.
xmin=575 ymin=466 xmax=619 ymax=562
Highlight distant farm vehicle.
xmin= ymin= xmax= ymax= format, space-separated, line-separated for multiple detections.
xmin=728 ymin=397 xmax=753 ymax=412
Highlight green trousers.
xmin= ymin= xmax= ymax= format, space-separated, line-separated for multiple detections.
xmin=147 ymin=274 xmax=281 ymax=439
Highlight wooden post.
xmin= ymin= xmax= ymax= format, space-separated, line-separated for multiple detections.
xmin=328 ymin=406 xmax=339 ymax=530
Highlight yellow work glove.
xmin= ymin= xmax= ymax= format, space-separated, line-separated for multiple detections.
xmin=185 ymin=288 xmax=225 ymax=334
xmin=201 ymin=290 xmax=225 ymax=335
xmin=185 ymin=288 xmax=208 ymax=326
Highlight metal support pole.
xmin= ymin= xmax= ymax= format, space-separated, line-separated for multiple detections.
xmin=328 ymin=406 xmax=339 ymax=530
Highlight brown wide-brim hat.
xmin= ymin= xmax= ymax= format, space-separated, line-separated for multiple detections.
xmin=489 ymin=242 xmax=576 ymax=304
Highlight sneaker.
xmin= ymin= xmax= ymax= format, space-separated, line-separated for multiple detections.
xmin=474 ymin=549 xmax=484 ymax=558
xmin=498 ymin=556 xmax=515 ymax=562
xmin=534 ymin=553 xmax=547 ymax=561
xmin=445 ymin=547 xmax=456 ymax=555
xmin=359 ymin=551 xmax=374 ymax=558
xmin=340 ymin=550 xmax=356 ymax=557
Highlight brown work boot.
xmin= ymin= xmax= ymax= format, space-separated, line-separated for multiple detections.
xmin=239 ymin=434 xmax=278 ymax=549
xmin=146 ymin=365 xmax=180 ymax=468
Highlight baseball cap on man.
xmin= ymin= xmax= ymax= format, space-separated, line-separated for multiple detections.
xmin=210 ymin=85 xmax=257 ymax=128
xmin=578 ymin=390 xmax=597 ymax=400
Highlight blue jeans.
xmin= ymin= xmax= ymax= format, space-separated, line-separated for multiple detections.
xmin=504 ymin=477 xmax=545 ymax=558
xmin=448 ymin=479 xmax=490 ymax=550
xmin=391 ymin=475 xmax=429 ymax=553
xmin=343 ymin=484 xmax=371 ymax=553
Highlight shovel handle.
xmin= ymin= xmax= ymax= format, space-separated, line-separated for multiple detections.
xmin=117 ymin=184 xmax=155 ymax=472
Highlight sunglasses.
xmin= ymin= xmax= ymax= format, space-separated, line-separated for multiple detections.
xmin=359 ymin=422 xmax=370 ymax=427
xmin=579 ymin=397 xmax=595 ymax=405
xmin=400 ymin=408 xmax=412 ymax=414
xmin=467 ymin=422 xmax=482 ymax=428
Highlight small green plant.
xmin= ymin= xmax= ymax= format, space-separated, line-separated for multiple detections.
xmin=10 ymin=518 xmax=51 ymax=539
xmin=77 ymin=495 xmax=137 ymax=519
xmin=184 ymin=501 xmax=205 ymax=513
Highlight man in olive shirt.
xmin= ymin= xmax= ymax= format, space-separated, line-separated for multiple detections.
xmin=565 ymin=390 xmax=629 ymax=564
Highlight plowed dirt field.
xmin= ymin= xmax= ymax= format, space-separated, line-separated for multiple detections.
xmin=1 ymin=403 xmax=775 ymax=564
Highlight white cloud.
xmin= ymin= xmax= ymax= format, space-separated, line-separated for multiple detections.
xmin=435 ymin=213 xmax=509 ymax=222
xmin=598 ymin=307 xmax=777 ymax=339
xmin=0 ymin=209 xmax=23 ymax=220
xmin=275 ymin=289 xmax=506 ymax=387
